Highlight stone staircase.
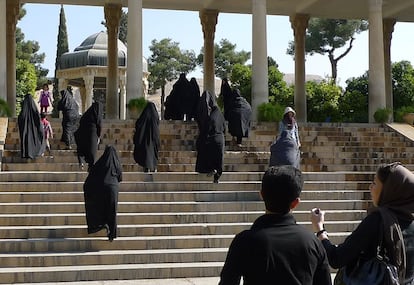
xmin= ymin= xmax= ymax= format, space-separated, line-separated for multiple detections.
xmin=0 ymin=118 xmax=413 ymax=283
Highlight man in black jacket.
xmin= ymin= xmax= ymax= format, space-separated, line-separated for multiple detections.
xmin=219 ymin=165 xmax=332 ymax=285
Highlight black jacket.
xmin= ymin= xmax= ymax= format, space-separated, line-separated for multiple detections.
xmin=219 ymin=213 xmax=332 ymax=285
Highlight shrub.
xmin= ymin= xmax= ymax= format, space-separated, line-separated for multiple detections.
xmin=257 ymin=102 xmax=284 ymax=122
xmin=395 ymin=106 xmax=414 ymax=122
xmin=373 ymin=108 xmax=391 ymax=123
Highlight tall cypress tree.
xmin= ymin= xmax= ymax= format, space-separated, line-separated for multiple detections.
xmin=52 ymin=4 xmax=69 ymax=117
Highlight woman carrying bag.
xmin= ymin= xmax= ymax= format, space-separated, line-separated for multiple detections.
xmin=311 ymin=162 xmax=414 ymax=284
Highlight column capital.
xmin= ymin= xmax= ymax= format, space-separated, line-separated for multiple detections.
xmin=290 ymin=14 xmax=309 ymax=37
xmin=369 ymin=0 xmax=383 ymax=12
xmin=6 ymin=0 xmax=20 ymax=34
xmin=383 ymin=18 xmax=396 ymax=42
xmin=104 ymin=3 xmax=122 ymax=32
xmin=199 ymin=9 xmax=218 ymax=40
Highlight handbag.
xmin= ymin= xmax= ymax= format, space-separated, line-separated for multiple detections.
xmin=334 ymin=208 xmax=406 ymax=285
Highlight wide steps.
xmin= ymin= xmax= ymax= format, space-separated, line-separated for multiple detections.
xmin=1 ymin=119 xmax=414 ymax=283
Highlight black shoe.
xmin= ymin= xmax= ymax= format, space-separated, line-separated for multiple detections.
xmin=207 ymin=169 xmax=217 ymax=177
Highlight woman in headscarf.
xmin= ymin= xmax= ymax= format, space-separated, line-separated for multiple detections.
xmin=57 ymin=89 xmax=79 ymax=149
xmin=164 ymin=73 xmax=189 ymax=120
xmin=279 ymin=106 xmax=301 ymax=148
xmin=18 ymin=94 xmax=45 ymax=159
xmin=83 ymin=145 xmax=122 ymax=241
xmin=226 ymin=89 xmax=252 ymax=147
xmin=220 ymin=78 xmax=234 ymax=122
xmin=133 ymin=102 xmax=160 ymax=172
xmin=195 ymin=90 xmax=226 ymax=183
xmin=269 ymin=130 xmax=300 ymax=169
xmin=186 ymin=77 xmax=201 ymax=121
xmin=74 ymin=101 xmax=103 ymax=171
xmin=311 ymin=162 xmax=414 ymax=284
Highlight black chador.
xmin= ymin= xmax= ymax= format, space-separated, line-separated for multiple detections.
xmin=133 ymin=102 xmax=160 ymax=172
xmin=57 ymin=89 xmax=79 ymax=149
xmin=74 ymin=101 xmax=103 ymax=170
xmin=195 ymin=90 xmax=226 ymax=183
xmin=18 ymin=94 xmax=45 ymax=158
xmin=83 ymin=145 xmax=122 ymax=241
xmin=226 ymin=89 xmax=252 ymax=145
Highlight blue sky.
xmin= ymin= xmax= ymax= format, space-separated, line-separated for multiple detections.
xmin=18 ymin=3 xmax=414 ymax=87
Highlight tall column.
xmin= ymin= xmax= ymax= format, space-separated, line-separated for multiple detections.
xmin=199 ymin=9 xmax=218 ymax=95
xmin=251 ymin=0 xmax=269 ymax=121
xmin=127 ymin=0 xmax=143 ymax=116
xmin=383 ymin=18 xmax=396 ymax=122
xmin=0 ymin=0 xmax=6 ymax=103
xmin=368 ymin=0 xmax=386 ymax=122
xmin=119 ymin=74 xmax=126 ymax=120
xmin=290 ymin=14 xmax=309 ymax=123
xmin=6 ymin=0 xmax=20 ymax=117
xmin=104 ymin=3 xmax=122 ymax=119
xmin=83 ymin=75 xmax=94 ymax=113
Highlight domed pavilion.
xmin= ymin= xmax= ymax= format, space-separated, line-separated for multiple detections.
xmin=56 ymin=31 xmax=150 ymax=117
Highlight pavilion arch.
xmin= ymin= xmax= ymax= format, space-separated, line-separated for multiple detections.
xmin=2 ymin=0 xmax=414 ymax=121
xmin=56 ymin=31 xmax=150 ymax=118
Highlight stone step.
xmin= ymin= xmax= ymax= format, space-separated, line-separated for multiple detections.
xmin=0 ymin=232 xmax=351 ymax=254
xmin=0 ymin=204 xmax=368 ymax=226
xmin=0 ymin=261 xmax=224 ymax=284
xmin=0 ymin=248 xmax=228 ymax=267
xmin=0 ymin=180 xmax=371 ymax=191
xmin=0 ymin=215 xmax=365 ymax=239
xmin=0 ymin=171 xmax=375 ymax=182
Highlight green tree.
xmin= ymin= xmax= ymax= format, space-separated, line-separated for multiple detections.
xmin=118 ymin=10 xmax=128 ymax=44
xmin=392 ymin=60 xmax=414 ymax=109
xmin=198 ymin=39 xmax=251 ymax=79
xmin=52 ymin=4 xmax=69 ymax=117
xmin=230 ymin=63 xmax=252 ymax=103
xmin=306 ymin=80 xmax=342 ymax=122
xmin=148 ymin=38 xmax=197 ymax=118
xmin=230 ymin=61 xmax=293 ymax=107
xmin=339 ymin=73 xmax=369 ymax=122
xmin=16 ymin=59 xmax=37 ymax=114
xmin=287 ymin=18 xmax=368 ymax=84
xmin=16 ymin=4 xmax=48 ymax=114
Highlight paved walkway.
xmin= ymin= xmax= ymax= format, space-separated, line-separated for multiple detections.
xmin=19 ymin=274 xmax=338 ymax=284
xmin=19 ymin=278 xmax=220 ymax=285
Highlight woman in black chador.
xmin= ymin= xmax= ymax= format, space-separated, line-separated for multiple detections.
xmin=164 ymin=73 xmax=189 ymax=120
xmin=57 ymin=89 xmax=79 ymax=149
xmin=220 ymin=78 xmax=234 ymax=121
xmin=226 ymin=89 xmax=252 ymax=146
xmin=195 ymin=90 xmax=226 ymax=183
xmin=18 ymin=94 xmax=45 ymax=159
xmin=83 ymin=145 xmax=122 ymax=241
xmin=133 ymin=101 xmax=160 ymax=172
xmin=74 ymin=101 xmax=103 ymax=171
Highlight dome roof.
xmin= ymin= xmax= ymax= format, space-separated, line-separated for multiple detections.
xmin=59 ymin=31 xmax=148 ymax=73
xmin=60 ymin=31 xmax=128 ymax=69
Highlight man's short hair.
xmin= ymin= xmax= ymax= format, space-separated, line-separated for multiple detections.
xmin=261 ymin=165 xmax=303 ymax=213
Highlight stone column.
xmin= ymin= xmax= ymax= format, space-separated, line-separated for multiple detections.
xmin=83 ymin=75 xmax=94 ymax=113
xmin=104 ymin=3 xmax=122 ymax=119
xmin=383 ymin=18 xmax=396 ymax=121
xmin=119 ymin=73 xmax=126 ymax=120
xmin=368 ymin=0 xmax=386 ymax=122
xmin=6 ymin=0 xmax=20 ymax=116
xmin=290 ymin=14 xmax=309 ymax=123
xmin=127 ymin=0 xmax=143 ymax=116
xmin=0 ymin=1 xmax=6 ymax=103
xmin=251 ymin=0 xmax=269 ymax=121
xmin=199 ymin=9 xmax=218 ymax=95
